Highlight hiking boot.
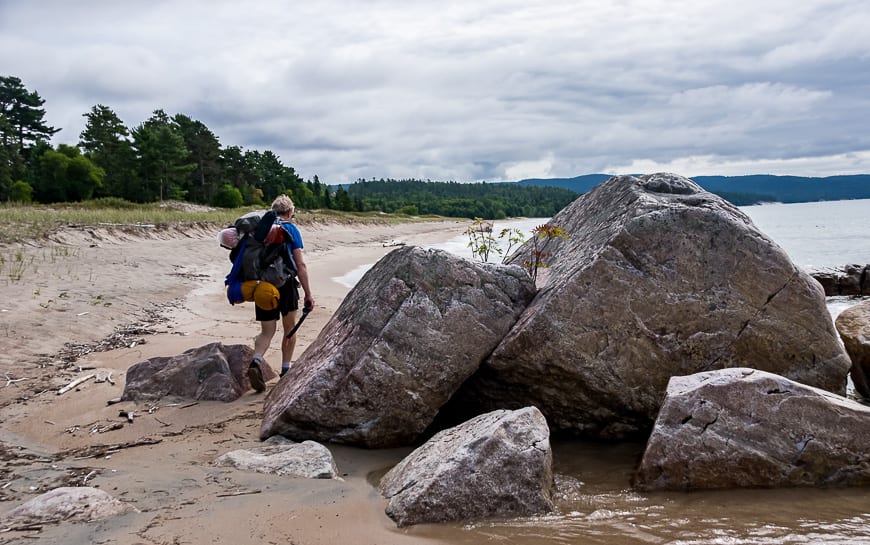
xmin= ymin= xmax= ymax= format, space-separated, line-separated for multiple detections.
xmin=247 ymin=361 xmax=266 ymax=393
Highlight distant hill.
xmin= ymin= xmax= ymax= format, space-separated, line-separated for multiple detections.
xmin=515 ymin=174 xmax=870 ymax=205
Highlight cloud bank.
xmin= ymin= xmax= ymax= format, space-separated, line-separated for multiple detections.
xmin=1 ymin=0 xmax=869 ymax=183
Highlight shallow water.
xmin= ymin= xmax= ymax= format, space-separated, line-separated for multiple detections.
xmin=409 ymin=439 xmax=870 ymax=545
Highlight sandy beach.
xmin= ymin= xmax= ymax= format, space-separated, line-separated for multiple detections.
xmin=0 ymin=218 xmax=473 ymax=544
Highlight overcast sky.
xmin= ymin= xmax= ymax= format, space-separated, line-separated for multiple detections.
xmin=2 ymin=0 xmax=869 ymax=184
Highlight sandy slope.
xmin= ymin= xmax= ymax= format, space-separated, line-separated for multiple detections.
xmin=0 ymin=218 xmax=473 ymax=544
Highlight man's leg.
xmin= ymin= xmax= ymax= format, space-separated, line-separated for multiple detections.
xmin=254 ymin=319 xmax=278 ymax=358
xmin=249 ymin=319 xmax=277 ymax=392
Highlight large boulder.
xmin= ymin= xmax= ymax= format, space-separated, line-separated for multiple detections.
xmin=260 ymin=246 xmax=537 ymax=448
xmin=122 ymin=342 xmax=275 ymax=402
xmin=835 ymin=299 xmax=870 ymax=399
xmin=214 ymin=436 xmax=340 ymax=479
xmin=635 ymin=368 xmax=870 ymax=491
xmin=453 ymin=173 xmax=850 ymax=439
xmin=379 ymin=407 xmax=554 ymax=527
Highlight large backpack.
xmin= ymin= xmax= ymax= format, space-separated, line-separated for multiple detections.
xmin=224 ymin=211 xmax=296 ymax=305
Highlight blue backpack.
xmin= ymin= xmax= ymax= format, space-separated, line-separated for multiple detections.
xmin=223 ymin=211 xmax=295 ymax=305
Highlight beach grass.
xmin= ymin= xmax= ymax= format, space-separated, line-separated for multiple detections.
xmin=0 ymin=199 xmax=455 ymax=245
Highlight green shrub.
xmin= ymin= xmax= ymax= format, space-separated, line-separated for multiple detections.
xmin=212 ymin=185 xmax=244 ymax=208
xmin=9 ymin=181 xmax=32 ymax=203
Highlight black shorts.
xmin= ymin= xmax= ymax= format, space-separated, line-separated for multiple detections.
xmin=255 ymin=279 xmax=299 ymax=321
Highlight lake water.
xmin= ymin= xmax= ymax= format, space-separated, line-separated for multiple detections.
xmin=338 ymin=200 xmax=870 ymax=545
xmin=335 ymin=199 xmax=870 ymax=302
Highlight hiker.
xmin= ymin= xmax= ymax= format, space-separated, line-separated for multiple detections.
xmin=246 ymin=195 xmax=315 ymax=392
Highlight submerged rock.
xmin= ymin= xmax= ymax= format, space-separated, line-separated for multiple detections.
xmin=379 ymin=407 xmax=554 ymax=527
xmin=454 ymin=173 xmax=849 ymax=439
xmin=635 ymin=368 xmax=870 ymax=491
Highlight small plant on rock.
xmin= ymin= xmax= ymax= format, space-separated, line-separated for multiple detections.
xmin=521 ymin=224 xmax=569 ymax=282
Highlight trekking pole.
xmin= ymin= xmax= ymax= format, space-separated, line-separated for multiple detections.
xmin=284 ymin=302 xmax=313 ymax=345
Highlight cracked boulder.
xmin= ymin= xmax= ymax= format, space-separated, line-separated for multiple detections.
xmin=379 ymin=407 xmax=554 ymax=527
xmin=260 ymin=246 xmax=537 ymax=448
xmin=835 ymin=299 xmax=870 ymax=399
xmin=635 ymin=368 xmax=870 ymax=490
xmin=452 ymin=173 xmax=849 ymax=440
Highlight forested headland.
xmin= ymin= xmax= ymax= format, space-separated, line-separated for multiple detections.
xmin=0 ymin=75 xmax=576 ymax=219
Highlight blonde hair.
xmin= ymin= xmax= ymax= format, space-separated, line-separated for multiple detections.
xmin=271 ymin=195 xmax=295 ymax=216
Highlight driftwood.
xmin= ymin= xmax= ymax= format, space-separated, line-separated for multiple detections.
xmin=57 ymin=374 xmax=96 ymax=395
xmin=95 ymin=371 xmax=115 ymax=385
xmin=65 ymin=438 xmax=163 ymax=460
xmin=81 ymin=470 xmax=98 ymax=485
xmin=0 ymin=521 xmax=54 ymax=533
xmin=90 ymin=422 xmax=124 ymax=434
xmin=3 ymin=374 xmax=30 ymax=387
xmin=216 ymin=489 xmax=262 ymax=498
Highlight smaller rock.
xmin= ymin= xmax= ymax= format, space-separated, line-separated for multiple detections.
xmin=4 ymin=487 xmax=134 ymax=523
xmin=122 ymin=342 xmax=276 ymax=402
xmin=214 ymin=436 xmax=340 ymax=479
xmin=635 ymin=368 xmax=870 ymax=491
xmin=379 ymin=407 xmax=554 ymax=527
xmin=835 ymin=299 xmax=870 ymax=399
xmin=808 ymin=264 xmax=870 ymax=296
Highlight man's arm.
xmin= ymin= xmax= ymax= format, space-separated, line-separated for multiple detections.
xmin=291 ymin=247 xmax=315 ymax=310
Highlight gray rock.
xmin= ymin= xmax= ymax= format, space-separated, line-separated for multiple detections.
xmin=260 ymin=246 xmax=536 ymax=448
xmin=835 ymin=299 xmax=870 ymax=399
xmin=379 ymin=407 xmax=554 ymax=527
xmin=457 ymin=173 xmax=849 ymax=439
xmin=4 ymin=486 xmax=134 ymax=523
xmin=635 ymin=368 xmax=870 ymax=491
xmin=122 ymin=342 xmax=276 ymax=402
xmin=809 ymin=264 xmax=870 ymax=296
xmin=214 ymin=436 xmax=340 ymax=479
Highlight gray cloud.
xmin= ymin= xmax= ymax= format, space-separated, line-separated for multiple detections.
xmin=1 ymin=0 xmax=869 ymax=183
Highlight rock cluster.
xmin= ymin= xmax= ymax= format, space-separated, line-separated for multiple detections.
xmin=809 ymin=264 xmax=870 ymax=296
xmin=104 ymin=172 xmax=863 ymax=528
xmin=453 ymin=173 xmax=849 ymax=439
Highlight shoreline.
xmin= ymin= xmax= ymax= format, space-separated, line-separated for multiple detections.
xmin=0 ymin=219 xmax=471 ymax=544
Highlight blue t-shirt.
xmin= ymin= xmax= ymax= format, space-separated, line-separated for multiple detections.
xmin=280 ymin=222 xmax=304 ymax=274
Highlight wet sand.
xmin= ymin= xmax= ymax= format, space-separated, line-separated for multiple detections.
xmin=0 ymin=219 xmax=472 ymax=544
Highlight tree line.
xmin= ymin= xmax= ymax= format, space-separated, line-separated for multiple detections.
xmin=343 ymin=178 xmax=579 ymax=219
xmin=1 ymin=75 xmax=578 ymax=218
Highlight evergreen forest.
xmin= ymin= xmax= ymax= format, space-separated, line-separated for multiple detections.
xmin=0 ymin=75 xmax=577 ymax=219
